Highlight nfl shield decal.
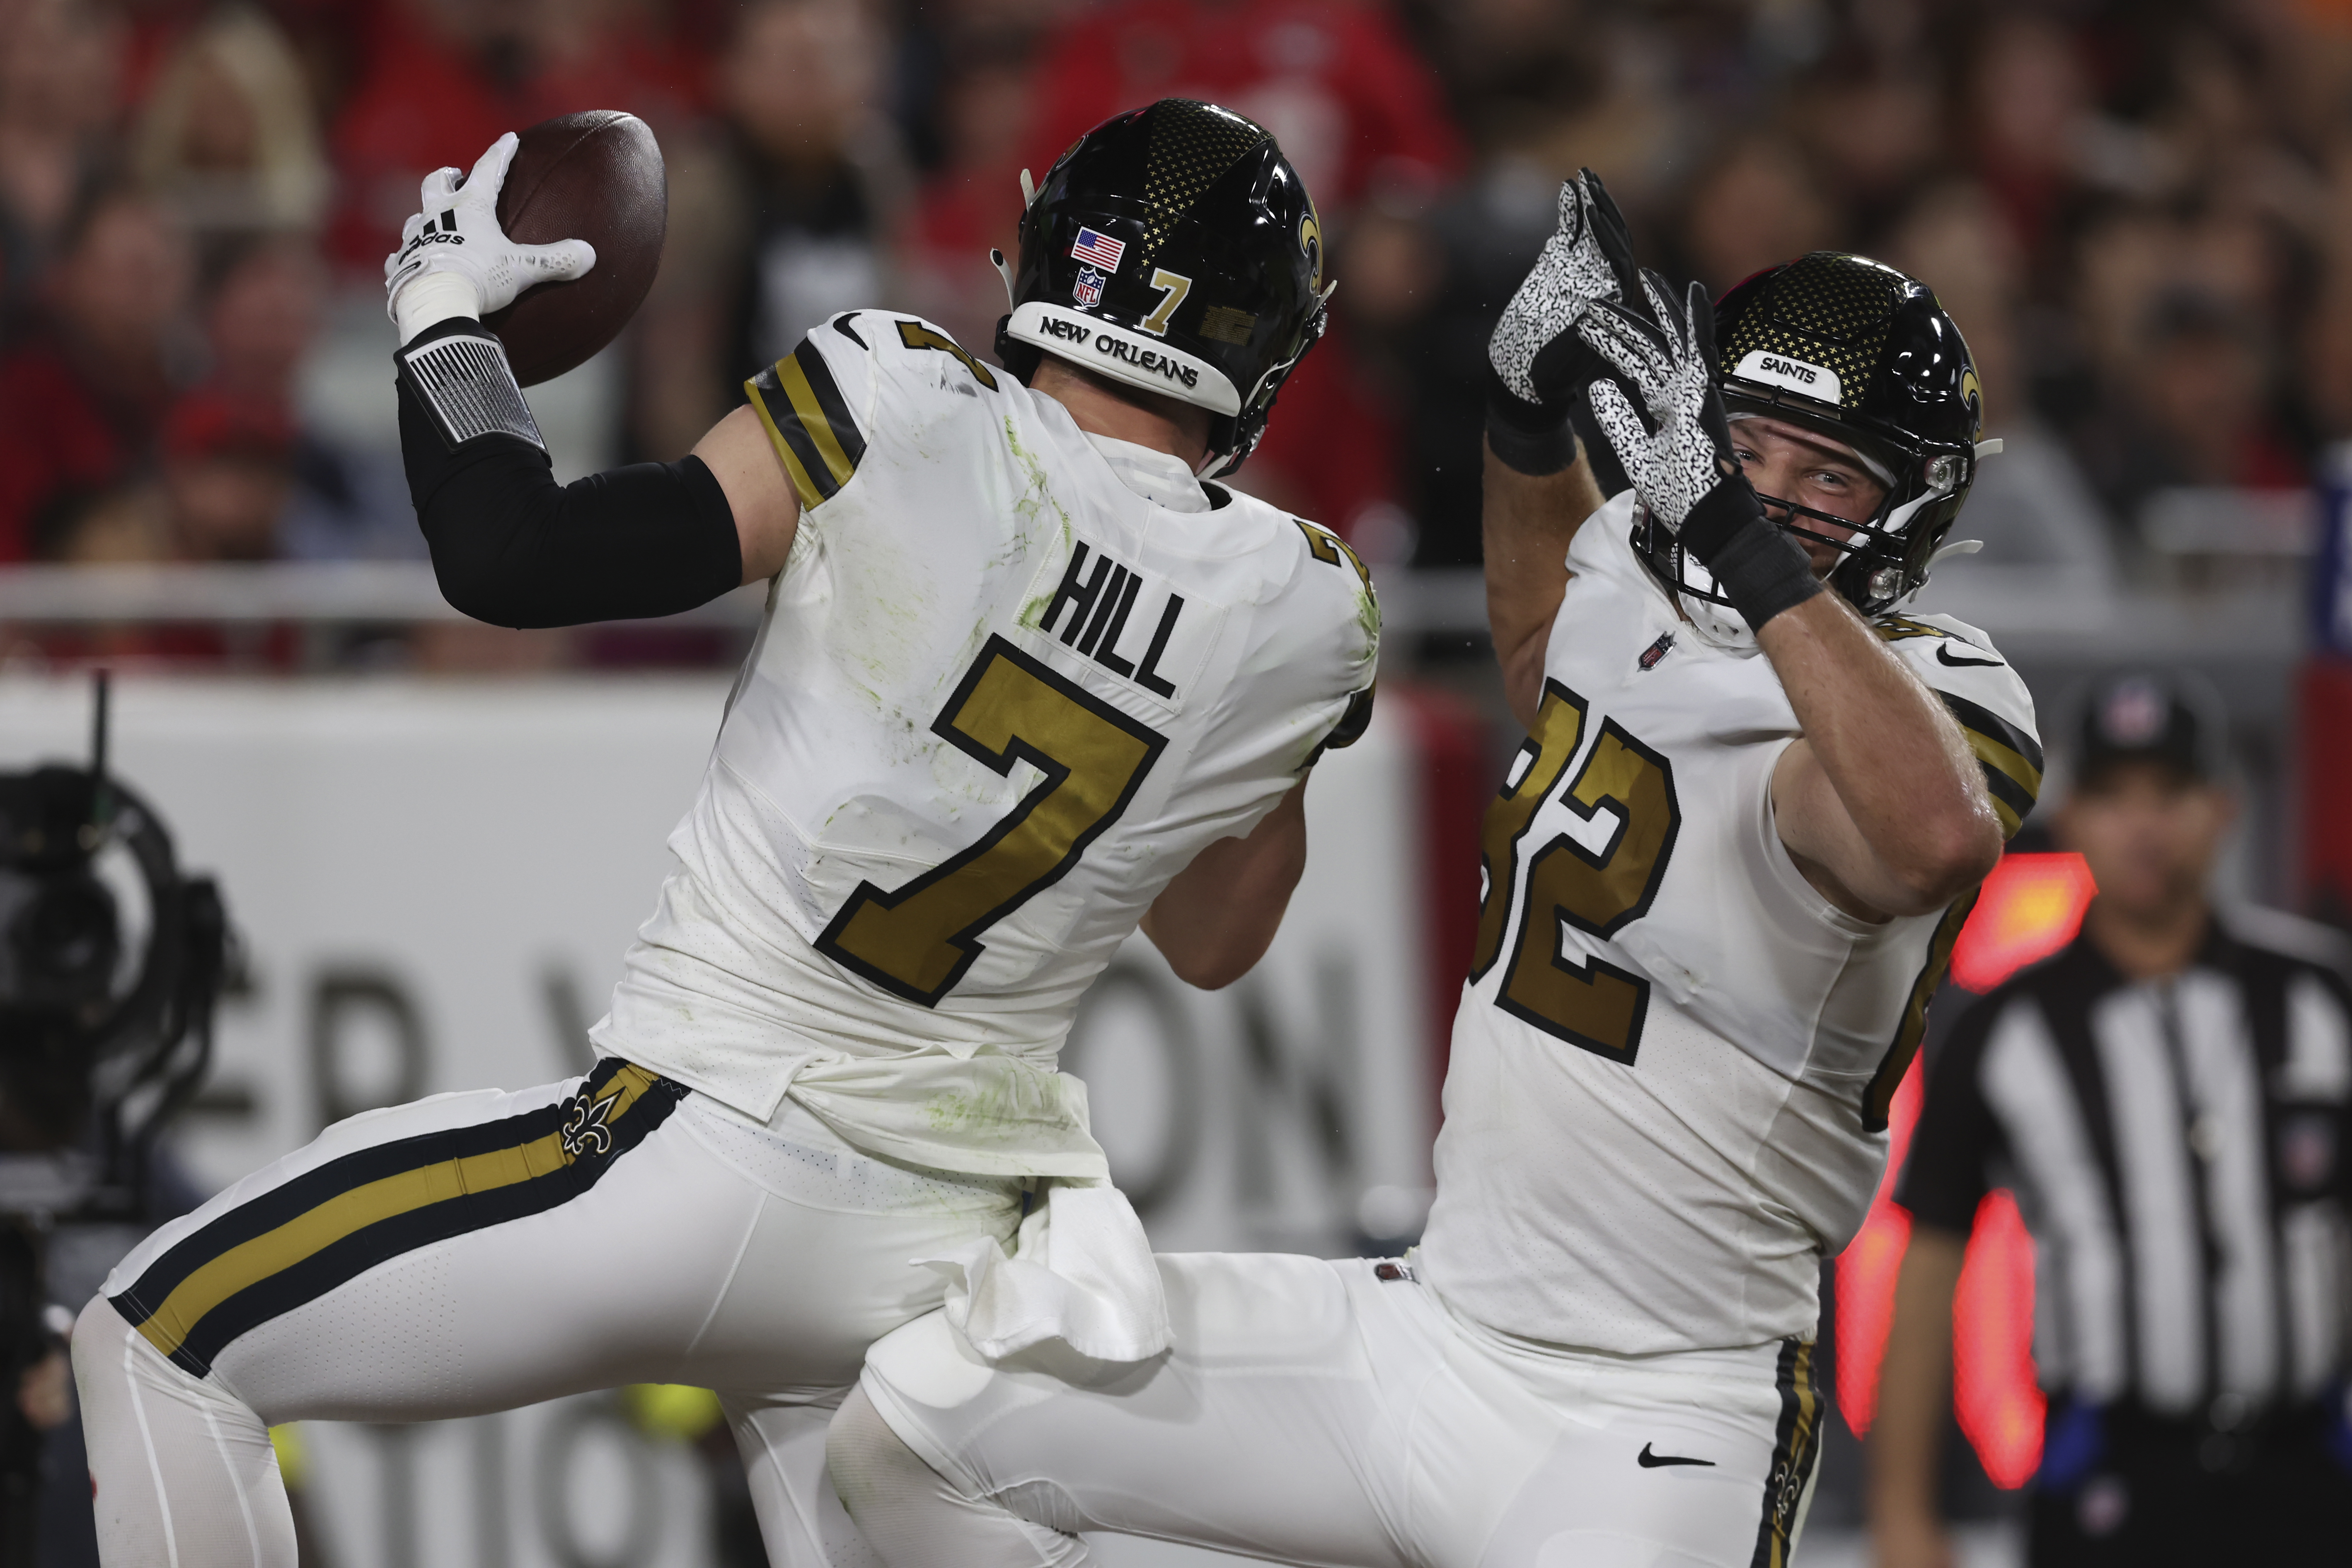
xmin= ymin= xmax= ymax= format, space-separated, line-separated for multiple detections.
xmin=1074 ymin=266 xmax=1106 ymax=307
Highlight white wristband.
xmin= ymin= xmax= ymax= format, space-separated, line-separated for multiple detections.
xmin=392 ymin=271 xmax=484 ymax=346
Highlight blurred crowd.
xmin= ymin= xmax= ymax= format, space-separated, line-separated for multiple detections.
xmin=1 ymin=0 xmax=2349 ymax=590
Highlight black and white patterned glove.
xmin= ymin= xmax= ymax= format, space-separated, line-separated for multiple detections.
xmin=1484 ymin=169 xmax=1643 ymax=481
xmin=1579 ymin=277 xmax=1824 ymax=629
xmin=383 ymin=133 xmax=596 ymax=346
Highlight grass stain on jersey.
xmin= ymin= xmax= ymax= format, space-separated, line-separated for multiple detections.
xmin=1003 ymin=415 xmax=1077 ymax=632
xmin=827 ymin=526 xmax=942 ymax=762
xmin=921 ymin=1061 xmax=1079 ymax=1143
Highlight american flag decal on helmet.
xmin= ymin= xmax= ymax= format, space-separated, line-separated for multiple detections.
xmin=1071 ymin=227 xmax=1126 ymax=271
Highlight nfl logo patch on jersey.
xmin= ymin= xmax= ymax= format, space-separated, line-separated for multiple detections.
xmin=1071 ymin=227 xmax=1126 ymax=271
xmin=1074 ymin=266 xmax=1106 ymax=307
xmin=2282 ymin=1111 xmax=2337 ymax=1192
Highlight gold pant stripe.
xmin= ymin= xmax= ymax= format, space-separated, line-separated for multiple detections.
xmin=133 ymin=1065 xmax=665 ymax=1363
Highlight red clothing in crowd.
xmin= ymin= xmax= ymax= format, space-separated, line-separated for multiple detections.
xmin=1021 ymin=1 xmax=1458 ymax=540
xmin=1240 ymin=327 xmax=1398 ymax=537
xmin=1023 ymin=0 xmax=1462 ymax=212
xmin=1020 ymin=0 xmax=1462 ymax=538
xmin=898 ymin=169 xmax=1025 ymax=364
xmin=2231 ymin=432 xmax=2307 ymax=491
xmin=0 ymin=336 xmax=169 ymax=561
xmin=325 ymin=5 xmax=703 ymax=272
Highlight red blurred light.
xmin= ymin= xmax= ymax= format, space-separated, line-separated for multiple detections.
xmin=1834 ymin=1065 xmax=1919 ymax=1438
xmin=1836 ymin=852 xmax=2089 ymax=1483
xmin=1950 ymin=853 xmax=2097 ymax=994
xmin=1953 ymin=1190 xmax=2044 ymax=1489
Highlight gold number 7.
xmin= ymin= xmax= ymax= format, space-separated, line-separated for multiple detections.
xmin=816 ymin=636 xmax=1168 ymax=1006
xmin=1141 ymin=269 xmax=1192 ymax=336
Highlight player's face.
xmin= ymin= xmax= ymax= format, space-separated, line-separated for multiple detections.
xmin=1727 ymin=417 xmax=1888 ymax=577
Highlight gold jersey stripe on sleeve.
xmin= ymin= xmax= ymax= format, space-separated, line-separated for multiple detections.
xmin=746 ymin=339 xmax=868 ymax=511
xmin=109 ymin=1060 xmax=685 ymax=1378
xmin=1937 ymin=690 xmax=2043 ymax=839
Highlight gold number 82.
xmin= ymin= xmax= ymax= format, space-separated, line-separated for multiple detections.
xmin=1471 ymin=680 xmax=1681 ymax=1064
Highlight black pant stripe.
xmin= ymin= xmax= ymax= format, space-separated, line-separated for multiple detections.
xmin=110 ymin=1060 xmax=684 ymax=1378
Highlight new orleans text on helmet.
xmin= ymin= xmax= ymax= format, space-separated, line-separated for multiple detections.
xmin=1035 ymin=315 xmax=1201 ymax=391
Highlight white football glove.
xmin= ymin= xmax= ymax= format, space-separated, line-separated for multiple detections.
xmin=1577 ymin=274 xmax=1744 ymax=542
xmin=1577 ymin=275 xmax=1825 ymax=630
xmin=1483 ymin=169 xmax=1648 ymax=479
xmin=1488 ymin=172 xmax=1639 ymax=405
xmin=383 ymin=133 xmax=596 ymax=344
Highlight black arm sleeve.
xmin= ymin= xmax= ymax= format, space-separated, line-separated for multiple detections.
xmin=1892 ymin=992 xmax=2012 ymax=1237
xmin=396 ymin=334 xmax=744 ymax=629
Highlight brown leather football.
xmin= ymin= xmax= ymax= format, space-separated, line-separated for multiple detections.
xmin=482 ymin=111 xmax=667 ymax=387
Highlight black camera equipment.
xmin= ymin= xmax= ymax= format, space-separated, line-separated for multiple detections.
xmin=0 ymin=673 xmax=228 ymax=1562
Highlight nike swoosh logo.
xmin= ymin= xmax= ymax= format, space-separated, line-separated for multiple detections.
xmin=1936 ymin=643 xmax=2003 ymax=668
xmin=1637 ymin=1442 xmax=1715 ymax=1469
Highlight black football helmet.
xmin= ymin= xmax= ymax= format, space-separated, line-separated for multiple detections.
xmin=995 ymin=99 xmax=1330 ymax=478
xmin=1641 ymin=252 xmax=1985 ymax=617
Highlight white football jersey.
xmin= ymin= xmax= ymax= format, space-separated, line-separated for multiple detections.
xmin=1417 ymin=491 xmax=2039 ymax=1355
xmin=593 ymin=314 xmax=1377 ymax=1172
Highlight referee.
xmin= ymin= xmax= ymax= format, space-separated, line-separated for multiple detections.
xmin=1868 ymin=670 xmax=2352 ymax=1567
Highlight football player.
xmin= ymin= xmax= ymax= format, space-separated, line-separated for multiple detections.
xmin=826 ymin=178 xmax=2040 ymax=1568
xmin=71 ymin=100 xmax=1375 ymax=1567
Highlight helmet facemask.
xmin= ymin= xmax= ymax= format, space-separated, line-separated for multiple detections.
xmin=1721 ymin=392 xmax=1975 ymax=615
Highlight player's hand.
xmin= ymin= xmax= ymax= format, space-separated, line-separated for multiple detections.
xmin=1577 ymin=275 xmax=1760 ymax=563
xmin=383 ymin=133 xmax=597 ymax=342
xmin=1484 ymin=169 xmax=1643 ymax=476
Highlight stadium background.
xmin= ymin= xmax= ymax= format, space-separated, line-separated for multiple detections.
xmin=0 ymin=0 xmax=2342 ymax=1563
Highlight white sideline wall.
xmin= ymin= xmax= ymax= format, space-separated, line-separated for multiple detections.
xmin=0 ymin=673 xmax=1437 ymax=1568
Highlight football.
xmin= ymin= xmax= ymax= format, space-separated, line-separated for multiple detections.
xmin=482 ymin=110 xmax=667 ymax=387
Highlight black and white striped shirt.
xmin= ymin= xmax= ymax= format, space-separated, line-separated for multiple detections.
xmin=1897 ymin=909 xmax=2352 ymax=1417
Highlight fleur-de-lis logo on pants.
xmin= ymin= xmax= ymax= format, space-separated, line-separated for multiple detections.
xmin=560 ymin=1089 xmax=619 ymax=1159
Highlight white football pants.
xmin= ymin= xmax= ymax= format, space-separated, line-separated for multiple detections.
xmin=842 ymin=1251 xmax=1822 ymax=1568
xmin=71 ymin=1058 xmax=1023 ymax=1568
